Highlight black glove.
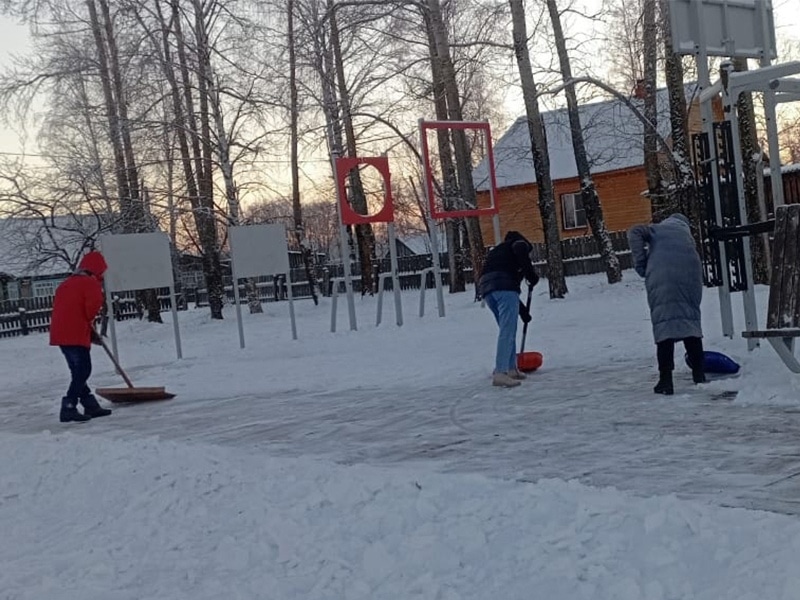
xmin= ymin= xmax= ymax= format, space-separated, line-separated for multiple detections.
xmin=526 ymin=272 xmax=540 ymax=289
xmin=519 ymin=301 xmax=532 ymax=324
xmin=90 ymin=329 xmax=103 ymax=345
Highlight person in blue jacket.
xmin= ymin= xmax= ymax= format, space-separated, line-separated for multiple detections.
xmin=478 ymin=231 xmax=539 ymax=388
xmin=628 ymin=213 xmax=706 ymax=395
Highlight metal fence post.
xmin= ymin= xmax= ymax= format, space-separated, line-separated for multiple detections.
xmin=18 ymin=307 xmax=28 ymax=336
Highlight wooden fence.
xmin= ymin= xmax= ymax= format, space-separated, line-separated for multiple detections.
xmin=530 ymin=231 xmax=633 ymax=276
xmin=0 ymin=291 xmax=175 ymax=339
xmin=2 ymin=231 xmax=632 ymax=336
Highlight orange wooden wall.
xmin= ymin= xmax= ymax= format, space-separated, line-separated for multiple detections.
xmin=478 ymin=166 xmax=653 ymax=244
xmin=474 ymin=96 xmax=722 ymax=244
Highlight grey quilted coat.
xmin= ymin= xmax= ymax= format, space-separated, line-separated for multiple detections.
xmin=627 ymin=214 xmax=704 ymax=343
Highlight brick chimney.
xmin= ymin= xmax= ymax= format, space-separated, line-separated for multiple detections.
xmin=634 ymin=79 xmax=646 ymax=100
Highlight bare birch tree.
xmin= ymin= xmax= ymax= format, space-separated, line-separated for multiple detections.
xmin=509 ymin=0 xmax=567 ymax=298
xmin=546 ymin=0 xmax=621 ymax=284
xmin=659 ymin=0 xmax=696 ymax=219
xmin=288 ymin=0 xmax=320 ymax=304
xmin=425 ymin=0 xmax=487 ymax=293
xmin=733 ymin=57 xmax=770 ymax=284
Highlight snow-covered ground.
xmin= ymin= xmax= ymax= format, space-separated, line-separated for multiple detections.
xmin=2 ymin=273 xmax=800 ymax=598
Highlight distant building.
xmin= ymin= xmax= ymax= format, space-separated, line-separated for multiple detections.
xmin=388 ymin=231 xmax=448 ymax=258
xmin=0 ymin=214 xmax=110 ymax=301
xmin=473 ymin=84 xmax=723 ymax=244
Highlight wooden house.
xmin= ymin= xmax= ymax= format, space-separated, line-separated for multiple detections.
xmin=474 ymin=85 xmax=721 ymax=244
xmin=765 ymin=163 xmax=800 ymax=209
xmin=0 ymin=215 xmax=108 ymax=302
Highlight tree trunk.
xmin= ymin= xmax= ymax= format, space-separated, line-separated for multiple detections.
xmin=88 ymin=0 xmax=162 ymax=322
xmin=642 ymin=0 xmax=666 ymax=221
xmin=546 ymin=0 xmax=621 ymax=284
xmin=99 ymin=0 xmax=162 ymax=323
xmin=99 ymin=0 xmax=145 ymax=233
xmin=207 ymin=67 xmax=263 ymax=314
xmin=733 ymin=57 xmax=770 ymax=284
xmin=86 ymin=0 xmax=130 ymax=221
xmin=75 ymin=75 xmax=113 ymax=219
xmin=660 ymin=0 xmax=697 ymax=223
xmin=147 ymin=0 xmax=222 ymax=317
xmin=509 ymin=0 xmax=567 ymax=298
xmin=313 ymin=6 xmax=357 ymax=278
xmin=289 ymin=0 xmax=319 ymax=305
xmin=423 ymin=10 xmax=465 ymax=293
xmin=328 ymin=0 xmax=377 ymax=295
xmin=187 ymin=0 xmax=224 ymax=319
xmin=426 ymin=0 xmax=486 ymax=295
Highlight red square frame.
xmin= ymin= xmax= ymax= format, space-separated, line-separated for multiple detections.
xmin=419 ymin=120 xmax=499 ymax=220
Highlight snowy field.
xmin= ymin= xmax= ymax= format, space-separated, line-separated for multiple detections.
xmin=2 ymin=273 xmax=800 ymax=598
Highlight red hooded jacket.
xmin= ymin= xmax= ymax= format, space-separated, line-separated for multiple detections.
xmin=49 ymin=251 xmax=108 ymax=348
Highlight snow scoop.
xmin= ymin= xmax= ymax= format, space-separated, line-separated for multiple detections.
xmin=517 ymin=282 xmax=543 ymax=372
xmin=94 ymin=333 xmax=175 ymax=403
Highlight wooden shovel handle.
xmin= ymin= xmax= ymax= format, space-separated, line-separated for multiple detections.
xmin=95 ymin=331 xmax=135 ymax=389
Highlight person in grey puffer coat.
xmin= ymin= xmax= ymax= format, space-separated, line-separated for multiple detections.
xmin=628 ymin=213 xmax=706 ymax=395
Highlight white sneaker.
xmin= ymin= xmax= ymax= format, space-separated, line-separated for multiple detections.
xmin=509 ymin=368 xmax=527 ymax=380
xmin=492 ymin=372 xmax=521 ymax=387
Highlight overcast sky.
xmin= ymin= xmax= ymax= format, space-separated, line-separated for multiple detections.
xmin=0 ymin=1 xmax=797 ymax=157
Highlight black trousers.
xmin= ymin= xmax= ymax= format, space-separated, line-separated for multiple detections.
xmin=60 ymin=345 xmax=93 ymax=401
xmin=657 ymin=337 xmax=704 ymax=372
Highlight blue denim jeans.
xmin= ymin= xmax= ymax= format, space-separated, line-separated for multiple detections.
xmin=60 ymin=346 xmax=92 ymax=401
xmin=484 ymin=290 xmax=519 ymax=373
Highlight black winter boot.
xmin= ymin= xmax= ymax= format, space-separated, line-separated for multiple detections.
xmin=654 ymin=371 xmax=674 ymax=395
xmin=60 ymin=398 xmax=91 ymax=423
xmin=80 ymin=395 xmax=112 ymax=418
xmin=692 ymin=369 xmax=707 ymax=384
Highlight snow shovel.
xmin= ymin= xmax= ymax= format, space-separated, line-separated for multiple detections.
xmin=517 ymin=282 xmax=543 ymax=372
xmin=94 ymin=333 xmax=175 ymax=403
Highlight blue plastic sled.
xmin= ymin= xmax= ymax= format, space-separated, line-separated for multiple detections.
xmin=684 ymin=350 xmax=740 ymax=375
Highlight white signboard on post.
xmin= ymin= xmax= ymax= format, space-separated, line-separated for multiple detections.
xmin=229 ymin=224 xmax=297 ymax=348
xmin=669 ymin=0 xmax=776 ymax=59
xmin=229 ymin=224 xmax=291 ymax=277
xmin=101 ymin=232 xmax=175 ymax=291
xmin=99 ymin=232 xmax=182 ymax=360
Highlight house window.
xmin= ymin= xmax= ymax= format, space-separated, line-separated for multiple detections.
xmin=6 ymin=283 xmax=20 ymax=301
xmin=561 ymin=192 xmax=587 ymax=230
xmin=33 ymin=280 xmax=58 ymax=298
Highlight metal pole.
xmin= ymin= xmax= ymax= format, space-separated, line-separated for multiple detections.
xmin=692 ymin=0 xmax=734 ymax=338
xmin=286 ymin=271 xmax=298 ymax=340
xmin=720 ymin=62 xmax=759 ymax=349
xmin=105 ymin=285 xmax=120 ymax=367
xmin=759 ymin=0 xmax=784 ymax=208
xmin=168 ymin=284 xmax=183 ymax=359
xmin=428 ymin=219 xmax=446 ymax=317
xmin=330 ymin=279 xmax=339 ymax=333
xmin=331 ymin=156 xmax=358 ymax=332
xmin=492 ymin=214 xmax=501 ymax=246
xmin=387 ymin=222 xmax=403 ymax=326
xmin=418 ymin=119 xmax=446 ymax=318
xmin=230 ymin=260 xmax=246 ymax=349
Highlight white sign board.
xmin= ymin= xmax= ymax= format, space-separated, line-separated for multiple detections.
xmin=98 ymin=231 xmax=182 ymax=360
xmin=99 ymin=232 xmax=174 ymax=292
xmin=669 ymin=0 xmax=777 ymax=59
xmin=229 ymin=224 xmax=290 ymax=278
xmin=228 ymin=224 xmax=297 ymax=347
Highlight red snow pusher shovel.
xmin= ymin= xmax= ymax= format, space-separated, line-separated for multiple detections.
xmin=94 ymin=333 xmax=175 ymax=403
xmin=517 ymin=282 xmax=543 ymax=373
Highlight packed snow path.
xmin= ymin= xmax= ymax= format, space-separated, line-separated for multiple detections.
xmin=4 ymin=276 xmax=800 ymax=516
xmin=6 ymin=358 xmax=800 ymax=516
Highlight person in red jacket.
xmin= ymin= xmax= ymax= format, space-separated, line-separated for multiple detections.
xmin=49 ymin=250 xmax=112 ymax=422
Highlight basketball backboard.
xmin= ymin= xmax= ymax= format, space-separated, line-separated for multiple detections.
xmin=669 ymin=0 xmax=777 ymax=59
